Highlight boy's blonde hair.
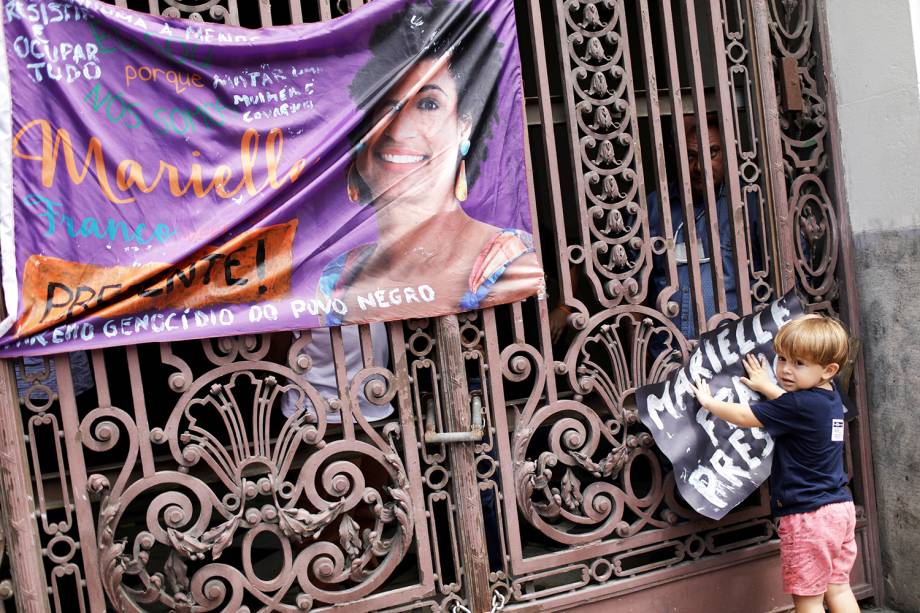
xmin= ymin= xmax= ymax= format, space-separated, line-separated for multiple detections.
xmin=774 ymin=314 xmax=849 ymax=367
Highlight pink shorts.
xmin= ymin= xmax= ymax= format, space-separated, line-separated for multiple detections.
xmin=778 ymin=501 xmax=857 ymax=596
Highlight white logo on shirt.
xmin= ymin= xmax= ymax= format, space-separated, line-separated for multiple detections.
xmin=831 ymin=418 xmax=845 ymax=442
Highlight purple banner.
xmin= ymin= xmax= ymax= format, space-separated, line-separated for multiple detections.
xmin=0 ymin=0 xmax=543 ymax=356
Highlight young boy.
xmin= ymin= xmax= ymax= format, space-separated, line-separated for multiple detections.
xmin=691 ymin=314 xmax=858 ymax=613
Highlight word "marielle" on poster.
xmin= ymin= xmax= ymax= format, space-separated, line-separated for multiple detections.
xmin=636 ymin=293 xmax=804 ymax=519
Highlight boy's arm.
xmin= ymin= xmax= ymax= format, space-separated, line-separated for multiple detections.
xmin=691 ymin=378 xmax=764 ymax=428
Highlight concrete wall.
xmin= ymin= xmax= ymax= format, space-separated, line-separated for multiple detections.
xmin=825 ymin=1 xmax=920 ymax=610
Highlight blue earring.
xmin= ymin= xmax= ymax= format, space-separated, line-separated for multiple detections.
xmin=460 ymin=139 xmax=471 ymax=157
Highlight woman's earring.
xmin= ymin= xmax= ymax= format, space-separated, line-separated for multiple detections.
xmin=455 ymin=160 xmax=468 ymax=202
xmin=347 ymin=162 xmax=362 ymax=203
xmin=455 ymin=139 xmax=471 ymax=202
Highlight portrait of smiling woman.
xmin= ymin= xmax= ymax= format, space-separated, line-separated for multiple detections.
xmin=317 ymin=0 xmax=543 ymax=325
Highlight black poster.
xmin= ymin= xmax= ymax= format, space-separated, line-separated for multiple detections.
xmin=636 ymin=293 xmax=804 ymax=519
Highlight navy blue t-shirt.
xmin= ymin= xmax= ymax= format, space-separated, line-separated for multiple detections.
xmin=751 ymin=387 xmax=851 ymax=517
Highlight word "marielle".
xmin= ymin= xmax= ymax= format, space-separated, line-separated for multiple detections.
xmin=12 ymin=119 xmax=308 ymax=205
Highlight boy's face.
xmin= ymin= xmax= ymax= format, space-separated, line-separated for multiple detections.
xmin=775 ymin=354 xmax=839 ymax=392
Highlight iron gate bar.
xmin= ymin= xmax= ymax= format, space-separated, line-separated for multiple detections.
xmin=435 ymin=315 xmax=491 ymax=612
xmin=751 ymin=0 xmax=796 ymax=294
xmin=501 ymin=540 xmax=785 ymax=612
xmin=289 ymin=0 xmax=304 ymax=25
xmin=523 ymin=0 xmax=594 ymax=322
xmin=55 ymin=353 xmax=105 ymax=611
xmin=706 ymin=0 xmax=755 ymax=318
xmin=635 ymin=0 xmax=676 ymax=318
xmin=721 ymin=0 xmax=779 ymax=309
xmin=557 ymin=0 xmax=656 ymax=312
xmin=657 ymin=0 xmax=709 ymax=334
xmin=257 ymin=0 xmax=273 ymax=25
xmin=126 ymin=346 xmax=157 ymax=475
xmin=318 ymin=0 xmax=332 ymax=22
xmin=682 ymin=0 xmax=734 ymax=321
xmin=383 ymin=317 xmax=440 ymax=610
xmin=330 ymin=327 xmax=355 ymax=440
xmin=0 ymin=361 xmax=48 ymax=612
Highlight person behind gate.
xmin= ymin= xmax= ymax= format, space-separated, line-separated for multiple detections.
xmin=550 ymin=112 xmax=763 ymax=346
xmin=691 ymin=314 xmax=858 ymax=613
xmin=646 ymin=111 xmax=761 ymax=340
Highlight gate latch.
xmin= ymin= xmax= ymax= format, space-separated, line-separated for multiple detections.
xmin=423 ymin=392 xmax=484 ymax=444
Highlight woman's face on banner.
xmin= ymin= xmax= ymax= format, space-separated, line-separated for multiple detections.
xmin=356 ymin=58 xmax=471 ymax=207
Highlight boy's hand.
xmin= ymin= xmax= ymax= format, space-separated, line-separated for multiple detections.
xmin=740 ymin=354 xmax=772 ymax=394
xmin=691 ymin=376 xmax=764 ymax=428
xmin=691 ymin=377 xmax=714 ymax=409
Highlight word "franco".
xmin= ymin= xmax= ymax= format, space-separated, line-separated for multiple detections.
xmin=25 ymin=193 xmax=176 ymax=245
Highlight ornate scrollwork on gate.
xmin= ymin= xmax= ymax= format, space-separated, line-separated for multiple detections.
xmin=768 ymin=0 xmax=840 ymax=314
xmin=13 ymin=354 xmax=91 ymax=611
xmin=559 ymin=0 xmax=652 ymax=308
xmin=720 ymin=0 xmax=777 ymax=309
xmin=511 ymin=309 xmax=690 ymax=545
xmin=91 ymin=350 xmax=414 ymax=611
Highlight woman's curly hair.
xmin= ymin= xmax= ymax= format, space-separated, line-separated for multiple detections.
xmin=349 ymin=0 xmax=504 ymax=189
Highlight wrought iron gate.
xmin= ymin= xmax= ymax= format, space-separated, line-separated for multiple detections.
xmin=0 ymin=0 xmax=883 ymax=611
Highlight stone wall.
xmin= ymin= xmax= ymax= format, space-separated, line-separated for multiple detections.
xmin=826 ymin=1 xmax=920 ymax=610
